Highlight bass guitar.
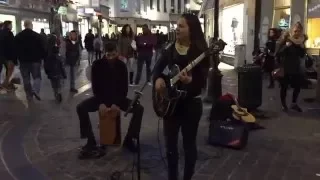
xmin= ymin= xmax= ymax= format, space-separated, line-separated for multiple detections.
xmin=152 ymin=39 xmax=226 ymax=118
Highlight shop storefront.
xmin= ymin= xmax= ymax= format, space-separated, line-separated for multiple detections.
xmin=306 ymin=0 xmax=320 ymax=48
xmin=21 ymin=19 xmax=49 ymax=34
xmin=272 ymin=0 xmax=291 ymax=30
xmin=0 ymin=14 xmax=16 ymax=34
xmin=151 ymin=25 xmax=169 ymax=34
xmin=220 ymin=3 xmax=245 ymax=56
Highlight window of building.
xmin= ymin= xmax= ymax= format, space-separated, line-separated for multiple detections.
xmin=164 ymin=0 xmax=167 ymax=12
xmin=273 ymin=0 xmax=291 ymax=30
xmin=221 ymin=4 xmax=244 ymax=55
xmin=178 ymin=0 xmax=181 ymax=13
xmin=157 ymin=0 xmax=160 ymax=11
xmin=171 ymin=0 xmax=175 ymax=13
xmin=306 ymin=0 xmax=320 ymax=48
xmin=150 ymin=0 xmax=154 ymax=10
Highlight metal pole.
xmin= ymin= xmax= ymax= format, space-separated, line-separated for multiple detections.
xmin=204 ymin=0 xmax=223 ymax=104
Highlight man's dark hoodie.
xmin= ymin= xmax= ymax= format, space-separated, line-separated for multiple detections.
xmin=15 ymin=28 xmax=45 ymax=63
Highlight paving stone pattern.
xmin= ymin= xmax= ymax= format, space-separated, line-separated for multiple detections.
xmin=1 ymin=60 xmax=320 ymax=180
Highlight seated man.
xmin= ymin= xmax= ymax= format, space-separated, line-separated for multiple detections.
xmin=76 ymin=43 xmax=144 ymax=159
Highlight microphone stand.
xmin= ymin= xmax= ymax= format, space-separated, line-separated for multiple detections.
xmin=124 ymin=42 xmax=172 ymax=180
xmin=124 ymin=82 xmax=147 ymax=180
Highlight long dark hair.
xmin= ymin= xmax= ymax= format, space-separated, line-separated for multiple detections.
xmin=47 ymin=34 xmax=59 ymax=55
xmin=121 ymin=24 xmax=133 ymax=38
xmin=181 ymin=13 xmax=208 ymax=52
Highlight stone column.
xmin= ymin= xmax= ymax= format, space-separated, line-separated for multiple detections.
xmin=290 ymin=0 xmax=306 ymax=26
xmin=243 ymin=0 xmax=256 ymax=64
xmin=259 ymin=0 xmax=273 ymax=47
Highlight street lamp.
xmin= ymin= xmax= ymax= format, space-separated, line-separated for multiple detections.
xmin=185 ymin=3 xmax=190 ymax=12
xmin=204 ymin=0 xmax=224 ymax=104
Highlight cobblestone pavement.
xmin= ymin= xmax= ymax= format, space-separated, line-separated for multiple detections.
xmin=1 ymin=60 xmax=320 ymax=180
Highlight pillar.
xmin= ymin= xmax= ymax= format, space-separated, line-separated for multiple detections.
xmin=290 ymin=0 xmax=305 ymax=26
xmin=243 ymin=0 xmax=256 ymax=64
xmin=259 ymin=0 xmax=274 ymax=47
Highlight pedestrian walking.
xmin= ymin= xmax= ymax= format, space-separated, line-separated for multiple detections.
xmin=0 ymin=20 xmax=17 ymax=91
xmin=15 ymin=20 xmax=46 ymax=101
xmin=134 ymin=24 xmax=156 ymax=85
xmin=84 ymin=29 xmax=94 ymax=65
xmin=93 ymin=34 xmax=103 ymax=61
xmin=275 ymin=22 xmax=307 ymax=112
xmin=44 ymin=34 xmax=67 ymax=102
xmin=66 ymin=30 xmax=80 ymax=93
xmin=117 ymin=24 xmax=136 ymax=86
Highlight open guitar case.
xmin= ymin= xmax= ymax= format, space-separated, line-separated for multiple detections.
xmin=208 ymin=93 xmax=250 ymax=150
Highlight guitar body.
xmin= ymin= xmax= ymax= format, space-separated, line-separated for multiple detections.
xmin=152 ymin=64 xmax=185 ymax=118
xmin=231 ymin=105 xmax=256 ymax=123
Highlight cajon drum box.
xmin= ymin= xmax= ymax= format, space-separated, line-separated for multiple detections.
xmin=99 ymin=107 xmax=121 ymax=145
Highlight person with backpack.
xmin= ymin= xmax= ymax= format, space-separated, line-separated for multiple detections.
xmin=44 ymin=34 xmax=67 ymax=102
xmin=93 ymin=34 xmax=103 ymax=61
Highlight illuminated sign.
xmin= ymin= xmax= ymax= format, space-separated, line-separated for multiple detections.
xmin=0 ymin=0 xmax=8 ymax=4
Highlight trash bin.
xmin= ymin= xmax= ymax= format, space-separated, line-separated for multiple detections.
xmin=238 ymin=64 xmax=262 ymax=110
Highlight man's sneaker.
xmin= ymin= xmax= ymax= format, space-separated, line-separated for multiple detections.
xmin=282 ymin=105 xmax=288 ymax=112
xmin=32 ymin=92 xmax=41 ymax=101
xmin=55 ymin=93 xmax=62 ymax=103
xmin=78 ymin=148 xmax=105 ymax=160
xmin=123 ymin=136 xmax=138 ymax=153
xmin=291 ymin=104 xmax=302 ymax=112
xmin=70 ymin=88 xmax=78 ymax=93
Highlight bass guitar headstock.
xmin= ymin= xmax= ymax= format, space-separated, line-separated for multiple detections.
xmin=206 ymin=38 xmax=227 ymax=56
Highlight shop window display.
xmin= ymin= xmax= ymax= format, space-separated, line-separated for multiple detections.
xmin=273 ymin=8 xmax=290 ymax=30
xmin=306 ymin=0 xmax=320 ymax=48
xmin=221 ymin=4 xmax=244 ymax=56
xmin=21 ymin=19 xmax=49 ymax=34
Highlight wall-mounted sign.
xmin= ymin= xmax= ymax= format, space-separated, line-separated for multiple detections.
xmin=308 ymin=1 xmax=320 ymax=18
xmin=91 ymin=0 xmax=100 ymax=8
xmin=120 ymin=0 xmax=129 ymax=12
xmin=58 ymin=6 xmax=68 ymax=15
xmin=0 ymin=0 xmax=8 ymax=4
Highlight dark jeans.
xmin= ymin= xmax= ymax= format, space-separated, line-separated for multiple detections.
xmin=50 ymin=78 xmax=62 ymax=95
xmin=76 ymin=96 xmax=144 ymax=144
xmin=69 ymin=65 xmax=75 ymax=89
xmin=135 ymin=54 xmax=152 ymax=84
xmin=95 ymin=50 xmax=101 ymax=61
xmin=164 ymin=98 xmax=203 ymax=180
xmin=280 ymin=74 xmax=302 ymax=106
xmin=20 ymin=62 xmax=41 ymax=99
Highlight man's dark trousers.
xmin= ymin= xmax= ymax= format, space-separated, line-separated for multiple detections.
xmin=76 ymin=96 xmax=144 ymax=141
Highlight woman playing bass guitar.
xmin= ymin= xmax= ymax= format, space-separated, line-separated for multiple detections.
xmin=153 ymin=14 xmax=209 ymax=180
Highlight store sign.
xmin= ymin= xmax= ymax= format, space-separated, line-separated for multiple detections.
xmin=0 ymin=0 xmax=8 ymax=4
xmin=308 ymin=2 xmax=320 ymax=18
xmin=120 ymin=0 xmax=129 ymax=12
xmin=91 ymin=0 xmax=100 ymax=8
xmin=58 ymin=6 xmax=68 ymax=15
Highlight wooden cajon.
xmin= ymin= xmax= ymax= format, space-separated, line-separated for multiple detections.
xmin=99 ymin=105 xmax=121 ymax=146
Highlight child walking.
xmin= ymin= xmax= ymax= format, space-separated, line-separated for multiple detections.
xmin=44 ymin=34 xmax=67 ymax=102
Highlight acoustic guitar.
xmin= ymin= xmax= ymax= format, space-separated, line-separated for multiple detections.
xmin=152 ymin=39 xmax=227 ymax=118
xmin=231 ymin=96 xmax=256 ymax=123
xmin=99 ymin=105 xmax=121 ymax=145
